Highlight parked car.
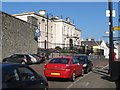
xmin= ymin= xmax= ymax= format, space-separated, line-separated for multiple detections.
xmin=1 ymin=63 xmax=48 ymax=89
xmin=74 ymin=55 xmax=93 ymax=74
xmin=2 ymin=54 xmax=38 ymax=64
xmin=30 ymin=54 xmax=42 ymax=63
xmin=40 ymin=53 xmax=46 ymax=63
xmin=33 ymin=53 xmax=46 ymax=63
xmin=44 ymin=56 xmax=83 ymax=81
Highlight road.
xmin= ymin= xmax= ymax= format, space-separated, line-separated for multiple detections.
xmin=30 ymin=59 xmax=116 ymax=89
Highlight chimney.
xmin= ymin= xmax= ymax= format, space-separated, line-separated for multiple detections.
xmin=66 ymin=17 xmax=70 ymax=23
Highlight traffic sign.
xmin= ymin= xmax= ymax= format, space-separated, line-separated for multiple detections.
xmin=106 ymin=10 xmax=116 ymax=17
xmin=35 ymin=29 xmax=40 ymax=37
xmin=113 ymin=26 xmax=120 ymax=30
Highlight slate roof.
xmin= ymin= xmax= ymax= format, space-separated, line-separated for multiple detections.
xmin=81 ymin=41 xmax=98 ymax=47
xmin=96 ymin=41 xmax=102 ymax=45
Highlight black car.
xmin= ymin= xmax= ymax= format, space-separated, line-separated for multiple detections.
xmin=2 ymin=54 xmax=38 ymax=64
xmin=1 ymin=63 xmax=48 ymax=89
xmin=75 ymin=55 xmax=93 ymax=74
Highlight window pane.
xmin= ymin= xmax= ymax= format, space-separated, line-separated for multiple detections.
xmin=18 ymin=67 xmax=36 ymax=81
xmin=3 ymin=69 xmax=19 ymax=82
xmin=49 ymin=58 xmax=69 ymax=64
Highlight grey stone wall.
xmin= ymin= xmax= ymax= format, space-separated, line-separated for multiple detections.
xmin=1 ymin=12 xmax=38 ymax=60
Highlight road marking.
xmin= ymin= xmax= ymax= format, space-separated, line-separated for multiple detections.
xmin=100 ymin=64 xmax=109 ymax=70
xmin=66 ymin=72 xmax=92 ymax=89
xmin=66 ymin=65 xmax=109 ymax=89
xmin=86 ymin=82 xmax=89 ymax=86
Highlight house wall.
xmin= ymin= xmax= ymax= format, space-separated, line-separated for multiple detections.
xmin=114 ymin=44 xmax=120 ymax=60
xmin=13 ymin=12 xmax=81 ymax=49
xmin=1 ymin=12 xmax=37 ymax=61
xmin=100 ymin=41 xmax=109 ymax=59
xmin=75 ymin=28 xmax=81 ymax=46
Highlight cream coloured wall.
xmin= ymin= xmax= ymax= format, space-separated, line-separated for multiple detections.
xmin=13 ymin=12 xmax=81 ymax=49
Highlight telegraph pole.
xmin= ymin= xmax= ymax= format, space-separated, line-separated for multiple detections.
xmin=108 ymin=0 xmax=114 ymax=74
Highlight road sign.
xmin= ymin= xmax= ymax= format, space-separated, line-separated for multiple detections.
xmin=113 ymin=26 xmax=120 ymax=30
xmin=35 ymin=29 xmax=40 ymax=37
xmin=106 ymin=10 xmax=116 ymax=17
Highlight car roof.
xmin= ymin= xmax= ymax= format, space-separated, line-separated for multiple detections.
xmin=0 ymin=63 xmax=28 ymax=69
xmin=55 ymin=56 xmax=73 ymax=59
xmin=74 ymin=54 xmax=88 ymax=57
xmin=10 ymin=53 xmax=32 ymax=55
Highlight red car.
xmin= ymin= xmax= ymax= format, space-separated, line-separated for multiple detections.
xmin=44 ymin=56 xmax=83 ymax=81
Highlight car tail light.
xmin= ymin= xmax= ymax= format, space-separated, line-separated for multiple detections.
xmin=65 ymin=64 xmax=70 ymax=71
xmin=44 ymin=64 xmax=47 ymax=69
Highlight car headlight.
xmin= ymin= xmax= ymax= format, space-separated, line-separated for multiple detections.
xmin=83 ymin=64 xmax=87 ymax=67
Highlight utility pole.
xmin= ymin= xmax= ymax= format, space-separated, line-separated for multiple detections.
xmin=47 ymin=13 xmax=49 ymax=49
xmin=108 ymin=0 xmax=114 ymax=74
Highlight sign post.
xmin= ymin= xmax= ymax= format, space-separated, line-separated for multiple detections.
xmin=113 ymin=26 xmax=120 ymax=30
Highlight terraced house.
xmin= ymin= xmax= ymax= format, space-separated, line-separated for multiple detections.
xmin=13 ymin=10 xmax=81 ymax=50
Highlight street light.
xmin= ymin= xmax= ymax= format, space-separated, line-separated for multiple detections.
xmin=39 ymin=10 xmax=53 ymax=49
xmin=46 ymin=13 xmax=49 ymax=49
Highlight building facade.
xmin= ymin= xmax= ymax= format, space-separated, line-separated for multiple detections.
xmin=81 ymin=38 xmax=109 ymax=59
xmin=13 ymin=11 xmax=81 ymax=49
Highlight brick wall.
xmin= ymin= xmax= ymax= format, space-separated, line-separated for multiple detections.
xmin=1 ymin=12 xmax=38 ymax=61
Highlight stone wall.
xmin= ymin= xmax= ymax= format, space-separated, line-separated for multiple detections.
xmin=1 ymin=12 xmax=38 ymax=61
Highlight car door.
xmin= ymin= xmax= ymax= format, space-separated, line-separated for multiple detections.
xmin=72 ymin=58 xmax=81 ymax=76
xmin=16 ymin=55 xmax=26 ymax=63
xmin=7 ymin=54 xmax=18 ymax=63
xmin=17 ymin=66 xmax=47 ymax=88
xmin=2 ymin=67 xmax=22 ymax=89
xmin=74 ymin=58 xmax=82 ymax=75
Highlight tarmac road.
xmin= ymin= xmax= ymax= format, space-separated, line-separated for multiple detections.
xmin=30 ymin=59 xmax=116 ymax=89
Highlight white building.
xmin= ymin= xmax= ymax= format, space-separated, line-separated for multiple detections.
xmin=13 ymin=11 xmax=81 ymax=49
xmin=114 ymin=43 xmax=120 ymax=60
xmin=97 ymin=40 xmax=109 ymax=59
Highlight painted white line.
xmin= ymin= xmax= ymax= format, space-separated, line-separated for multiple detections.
xmin=66 ymin=65 xmax=109 ymax=89
xmin=85 ymin=82 xmax=89 ymax=86
xmin=100 ymin=64 xmax=109 ymax=70
xmin=66 ymin=72 xmax=92 ymax=88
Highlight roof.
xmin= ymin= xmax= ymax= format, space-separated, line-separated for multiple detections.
xmin=73 ymin=54 xmax=88 ymax=57
xmin=54 ymin=56 xmax=73 ymax=59
xmin=12 ymin=12 xmax=36 ymax=16
xmin=12 ymin=11 xmax=76 ymax=27
xmin=1 ymin=63 xmax=27 ymax=68
xmin=96 ymin=41 xmax=103 ymax=45
xmin=81 ymin=41 xmax=98 ymax=47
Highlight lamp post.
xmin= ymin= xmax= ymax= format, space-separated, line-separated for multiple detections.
xmin=39 ymin=10 xmax=49 ymax=49
xmin=46 ymin=13 xmax=49 ymax=49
